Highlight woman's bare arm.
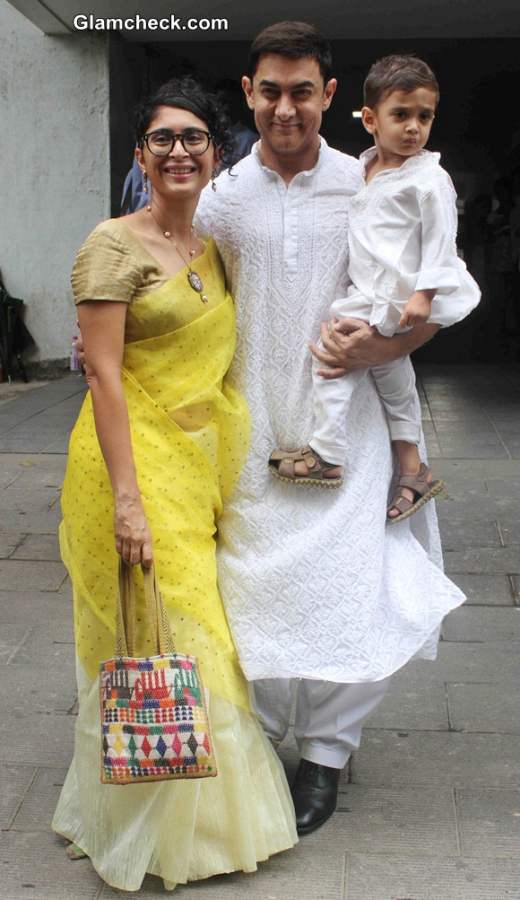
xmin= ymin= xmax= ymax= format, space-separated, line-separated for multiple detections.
xmin=77 ymin=300 xmax=152 ymax=566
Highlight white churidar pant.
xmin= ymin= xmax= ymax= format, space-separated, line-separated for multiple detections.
xmin=252 ymin=677 xmax=391 ymax=769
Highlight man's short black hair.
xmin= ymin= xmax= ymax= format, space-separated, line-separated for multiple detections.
xmin=248 ymin=21 xmax=333 ymax=84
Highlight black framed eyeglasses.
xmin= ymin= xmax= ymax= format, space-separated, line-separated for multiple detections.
xmin=142 ymin=128 xmax=212 ymax=157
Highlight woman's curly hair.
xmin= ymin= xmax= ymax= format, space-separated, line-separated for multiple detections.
xmin=134 ymin=75 xmax=234 ymax=167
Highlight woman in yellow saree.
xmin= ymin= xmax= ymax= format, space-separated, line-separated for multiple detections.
xmin=52 ymin=77 xmax=297 ymax=891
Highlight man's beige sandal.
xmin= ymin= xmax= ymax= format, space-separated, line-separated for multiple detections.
xmin=268 ymin=445 xmax=343 ymax=488
xmin=387 ymin=463 xmax=443 ymax=524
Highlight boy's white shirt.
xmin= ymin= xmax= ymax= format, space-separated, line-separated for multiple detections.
xmin=345 ymin=147 xmax=480 ymax=337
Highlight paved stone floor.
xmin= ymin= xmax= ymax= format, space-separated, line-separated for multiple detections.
xmin=0 ymin=365 xmax=519 ymax=900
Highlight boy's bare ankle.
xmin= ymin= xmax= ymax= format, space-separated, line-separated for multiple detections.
xmin=393 ymin=439 xmax=421 ymax=475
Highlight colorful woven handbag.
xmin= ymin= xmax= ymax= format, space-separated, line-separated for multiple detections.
xmin=100 ymin=562 xmax=217 ymax=785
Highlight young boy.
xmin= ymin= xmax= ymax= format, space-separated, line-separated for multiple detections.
xmin=269 ymin=55 xmax=480 ymax=523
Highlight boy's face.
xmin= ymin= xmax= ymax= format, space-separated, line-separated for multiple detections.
xmin=362 ymin=87 xmax=438 ymax=160
xmin=242 ymin=54 xmax=336 ymax=162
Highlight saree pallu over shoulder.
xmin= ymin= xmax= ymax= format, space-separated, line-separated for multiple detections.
xmin=60 ymin=292 xmax=251 ymax=711
xmin=123 ymin=293 xmax=248 ymax=501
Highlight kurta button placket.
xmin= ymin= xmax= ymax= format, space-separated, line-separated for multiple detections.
xmin=283 ymin=179 xmax=302 ymax=277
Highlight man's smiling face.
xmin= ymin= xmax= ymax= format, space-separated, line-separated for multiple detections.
xmin=242 ymin=54 xmax=336 ymax=164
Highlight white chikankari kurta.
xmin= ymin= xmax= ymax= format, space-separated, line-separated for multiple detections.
xmin=195 ymin=139 xmax=464 ymax=684
xmin=345 ymin=147 xmax=480 ymax=337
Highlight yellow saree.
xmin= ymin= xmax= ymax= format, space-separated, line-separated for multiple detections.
xmin=52 ymin=221 xmax=297 ymax=891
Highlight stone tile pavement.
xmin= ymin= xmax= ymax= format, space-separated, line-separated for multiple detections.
xmin=0 ymin=365 xmax=519 ymax=900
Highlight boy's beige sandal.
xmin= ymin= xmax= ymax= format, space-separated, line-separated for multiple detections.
xmin=387 ymin=463 xmax=444 ymax=524
xmin=268 ymin=445 xmax=343 ymax=488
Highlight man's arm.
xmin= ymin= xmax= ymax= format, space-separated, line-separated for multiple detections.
xmin=310 ymin=317 xmax=439 ymax=378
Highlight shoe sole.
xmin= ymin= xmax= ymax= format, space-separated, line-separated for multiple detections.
xmin=387 ymin=479 xmax=444 ymax=525
xmin=269 ymin=467 xmax=343 ymax=489
xmin=296 ymin=808 xmax=336 ymax=835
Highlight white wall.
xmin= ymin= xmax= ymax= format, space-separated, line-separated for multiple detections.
xmin=0 ymin=0 xmax=110 ymax=364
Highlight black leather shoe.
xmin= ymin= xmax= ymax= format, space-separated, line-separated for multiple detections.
xmin=291 ymin=759 xmax=340 ymax=835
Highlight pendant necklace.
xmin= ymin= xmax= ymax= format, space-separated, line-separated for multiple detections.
xmin=146 ymin=204 xmax=208 ymax=303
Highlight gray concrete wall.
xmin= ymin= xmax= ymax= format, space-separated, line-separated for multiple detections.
xmin=0 ymin=0 xmax=110 ymax=368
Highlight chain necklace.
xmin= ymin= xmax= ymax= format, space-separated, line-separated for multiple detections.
xmin=146 ymin=204 xmax=208 ymax=303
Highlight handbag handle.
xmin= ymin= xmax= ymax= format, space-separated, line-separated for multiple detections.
xmin=116 ymin=561 xmax=175 ymax=657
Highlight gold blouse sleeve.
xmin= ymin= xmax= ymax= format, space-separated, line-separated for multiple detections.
xmin=71 ymin=222 xmax=140 ymax=305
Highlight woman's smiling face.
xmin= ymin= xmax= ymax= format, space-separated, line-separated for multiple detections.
xmin=136 ymin=105 xmax=216 ymax=200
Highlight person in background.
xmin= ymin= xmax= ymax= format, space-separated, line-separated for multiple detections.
xmin=120 ymin=154 xmax=149 ymax=213
xmin=488 ymin=177 xmax=516 ymax=354
xmin=215 ymin=77 xmax=259 ymax=167
xmin=509 ymin=168 xmax=520 ymax=352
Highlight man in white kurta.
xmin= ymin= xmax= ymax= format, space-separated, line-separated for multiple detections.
xmin=196 ymin=27 xmax=465 ymax=835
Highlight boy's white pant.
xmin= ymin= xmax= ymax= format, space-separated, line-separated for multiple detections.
xmin=311 ymin=354 xmax=421 ymax=465
xmin=310 ymin=301 xmax=422 ymax=466
xmin=252 ymin=676 xmax=391 ymax=769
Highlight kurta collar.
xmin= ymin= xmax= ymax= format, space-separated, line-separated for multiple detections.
xmin=252 ymin=137 xmax=329 ymax=180
xmin=359 ymin=146 xmax=441 ymax=179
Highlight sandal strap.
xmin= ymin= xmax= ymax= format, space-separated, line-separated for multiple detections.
xmin=397 ymin=463 xmax=431 ymax=498
xmin=280 ymin=447 xmax=316 ymax=478
xmin=390 ymin=494 xmax=415 ymax=513
xmin=269 ymin=447 xmax=300 ymax=463
xmin=269 ymin=445 xmax=339 ymax=480
xmin=300 ymin=446 xmax=321 ymax=470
